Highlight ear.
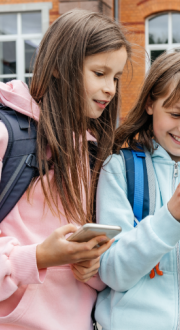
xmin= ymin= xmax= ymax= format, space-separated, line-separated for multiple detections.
xmin=53 ymin=69 xmax=59 ymax=79
xmin=145 ymin=95 xmax=154 ymax=115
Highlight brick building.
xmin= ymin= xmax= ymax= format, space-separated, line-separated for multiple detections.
xmin=0 ymin=0 xmax=179 ymax=118
xmin=120 ymin=0 xmax=180 ymax=119
xmin=0 ymin=0 xmax=114 ymax=86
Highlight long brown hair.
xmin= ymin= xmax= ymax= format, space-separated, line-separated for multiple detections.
xmin=114 ymin=52 xmax=180 ymax=153
xmin=30 ymin=9 xmax=131 ymax=225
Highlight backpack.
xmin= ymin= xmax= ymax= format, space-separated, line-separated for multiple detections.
xmin=0 ymin=104 xmax=98 ymax=224
xmin=120 ymin=147 xmax=156 ymax=226
xmin=0 ymin=105 xmax=38 ymax=223
xmin=121 ymin=147 xmax=163 ymax=278
xmin=0 ymin=104 xmax=98 ymax=330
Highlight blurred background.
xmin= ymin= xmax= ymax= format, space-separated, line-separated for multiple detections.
xmin=0 ymin=0 xmax=179 ymax=121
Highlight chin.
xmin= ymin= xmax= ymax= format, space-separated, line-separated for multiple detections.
xmin=89 ymin=112 xmax=103 ymax=119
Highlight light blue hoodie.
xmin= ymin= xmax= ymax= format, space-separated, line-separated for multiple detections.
xmin=95 ymin=143 xmax=180 ymax=330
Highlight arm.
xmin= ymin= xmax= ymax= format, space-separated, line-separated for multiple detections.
xmin=0 ymin=123 xmax=46 ymax=301
xmin=0 ymin=238 xmax=46 ymax=301
xmin=86 ymin=273 xmax=106 ymax=291
xmin=0 ymin=122 xmax=109 ymax=301
xmin=97 ymin=154 xmax=180 ymax=292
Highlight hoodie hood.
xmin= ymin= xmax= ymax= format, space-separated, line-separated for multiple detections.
xmin=0 ymin=80 xmax=96 ymax=142
xmin=151 ymin=140 xmax=178 ymax=164
xmin=0 ymin=80 xmax=40 ymax=121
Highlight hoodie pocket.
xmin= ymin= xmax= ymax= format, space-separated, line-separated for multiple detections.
xmin=111 ymin=272 xmax=176 ymax=330
xmin=0 ymin=265 xmax=96 ymax=330
xmin=0 ymin=266 xmax=71 ymax=325
xmin=0 ymin=283 xmax=38 ymax=324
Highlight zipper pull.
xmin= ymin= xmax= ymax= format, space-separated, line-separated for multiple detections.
xmin=174 ymin=163 xmax=178 ymax=177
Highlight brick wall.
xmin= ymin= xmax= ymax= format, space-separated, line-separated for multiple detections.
xmin=3 ymin=0 xmax=179 ymax=122
xmin=59 ymin=0 xmax=113 ymax=17
xmin=120 ymin=0 xmax=180 ymax=120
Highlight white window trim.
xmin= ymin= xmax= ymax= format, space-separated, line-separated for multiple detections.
xmin=0 ymin=2 xmax=52 ymax=82
xmin=0 ymin=3 xmax=52 ymax=34
xmin=145 ymin=12 xmax=180 ymax=71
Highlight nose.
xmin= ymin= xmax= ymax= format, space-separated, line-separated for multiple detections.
xmin=102 ymin=77 xmax=116 ymax=98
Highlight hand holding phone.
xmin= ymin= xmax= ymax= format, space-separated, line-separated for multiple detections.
xmin=36 ymin=224 xmax=116 ymax=270
xmin=67 ymin=223 xmax=122 ymax=243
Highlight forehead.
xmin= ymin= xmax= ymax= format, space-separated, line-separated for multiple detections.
xmin=84 ymin=48 xmax=127 ymax=73
xmin=163 ymin=78 xmax=180 ymax=108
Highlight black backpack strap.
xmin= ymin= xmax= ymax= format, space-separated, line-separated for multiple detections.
xmin=88 ymin=141 xmax=98 ymax=171
xmin=0 ymin=105 xmax=38 ymax=223
xmin=121 ymin=148 xmax=150 ymax=226
xmin=91 ymin=304 xmax=98 ymax=330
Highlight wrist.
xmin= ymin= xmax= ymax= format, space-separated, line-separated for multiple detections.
xmin=36 ymin=244 xmax=47 ymax=269
xmin=167 ymin=202 xmax=180 ymax=222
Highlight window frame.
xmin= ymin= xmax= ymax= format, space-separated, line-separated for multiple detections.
xmin=0 ymin=2 xmax=52 ymax=82
xmin=145 ymin=12 xmax=180 ymax=71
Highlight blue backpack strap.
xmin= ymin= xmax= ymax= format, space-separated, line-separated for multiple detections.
xmin=121 ymin=147 xmax=150 ymax=227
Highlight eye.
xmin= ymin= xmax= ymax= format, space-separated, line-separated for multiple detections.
xmin=114 ymin=77 xmax=119 ymax=82
xmin=94 ymin=71 xmax=103 ymax=77
xmin=171 ymin=113 xmax=180 ymax=118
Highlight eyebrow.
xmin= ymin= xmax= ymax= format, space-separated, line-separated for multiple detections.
xmin=167 ymin=105 xmax=180 ymax=111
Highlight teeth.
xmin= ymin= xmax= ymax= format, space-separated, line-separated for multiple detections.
xmin=173 ymin=135 xmax=180 ymax=142
xmin=98 ymin=101 xmax=106 ymax=104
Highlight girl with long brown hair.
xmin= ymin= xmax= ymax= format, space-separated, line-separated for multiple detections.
xmin=0 ymin=9 xmax=130 ymax=330
xmin=95 ymin=51 xmax=180 ymax=330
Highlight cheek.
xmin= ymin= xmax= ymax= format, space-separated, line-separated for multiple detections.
xmin=153 ymin=116 xmax=161 ymax=138
xmin=84 ymin=81 xmax=95 ymax=98
xmin=84 ymin=71 xmax=98 ymax=98
xmin=153 ymin=113 xmax=169 ymax=138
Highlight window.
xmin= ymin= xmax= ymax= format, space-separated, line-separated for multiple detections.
xmin=0 ymin=12 xmax=41 ymax=83
xmin=146 ymin=12 xmax=180 ymax=67
xmin=0 ymin=3 xmax=52 ymax=83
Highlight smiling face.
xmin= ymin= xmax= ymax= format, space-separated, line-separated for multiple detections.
xmin=146 ymin=85 xmax=180 ymax=162
xmin=83 ymin=47 xmax=127 ymax=119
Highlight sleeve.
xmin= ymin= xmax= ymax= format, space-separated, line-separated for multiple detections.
xmin=0 ymin=238 xmax=46 ymax=300
xmin=86 ymin=273 xmax=106 ymax=291
xmin=0 ymin=122 xmax=46 ymax=301
xmin=97 ymin=154 xmax=180 ymax=292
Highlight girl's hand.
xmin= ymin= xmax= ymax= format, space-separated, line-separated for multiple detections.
xmin=168 ymin=183 xmax=180 ymax=221
xmin=36 ymin=224 xmax=114 ymax=269
xmin=70 ymin=257 xmax=100 ymax=282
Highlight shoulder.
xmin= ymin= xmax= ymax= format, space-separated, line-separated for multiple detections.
xmin=0 ymin=121 xmax=9 ymax=161
xmin=98 ymin=152 xmax=127 ymax=195
xmin=101 ymin=153 xmax=126 ymax=180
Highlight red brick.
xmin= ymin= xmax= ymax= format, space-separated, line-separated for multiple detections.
xmin=120 ymin=0 xmax=180 ymax=119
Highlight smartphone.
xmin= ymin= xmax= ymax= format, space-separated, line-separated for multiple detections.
xmin=67 ymin=223 xmax=122 ymax=243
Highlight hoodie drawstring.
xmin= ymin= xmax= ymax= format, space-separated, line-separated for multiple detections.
xmin=150 ymin=263 xmax=163 ymax=279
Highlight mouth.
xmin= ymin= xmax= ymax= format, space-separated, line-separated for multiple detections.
xmin=93 ymin=99 xmax=109 ymax=109
xmin=170 ymin=133 xmax=180 ymax=144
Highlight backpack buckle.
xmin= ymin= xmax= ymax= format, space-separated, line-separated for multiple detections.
xmin=134 ymin=151 xmax=146 ymax=158
xmin=25 ymin=154 xmax=38 ymax=168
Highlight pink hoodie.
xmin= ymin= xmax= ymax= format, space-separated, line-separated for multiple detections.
xmin=0 ymin=81 xmax=105 ymax=330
